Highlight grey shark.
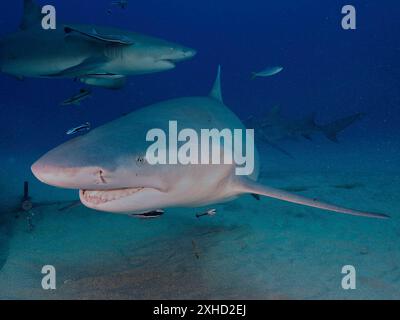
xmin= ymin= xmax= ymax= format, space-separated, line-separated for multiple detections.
xmin=247 ymin=106 xmax=365 ymax=156
xmin=0 ymin=0 xmax=196 ymax=89
xmin=31 ymin=67 xmax=388 ymax=219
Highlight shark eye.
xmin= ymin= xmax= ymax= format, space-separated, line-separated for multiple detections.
xmin=98 ymin=170 xmax=107 ymax=184
xmin=136 ymin=156 xmax=147 ymax=166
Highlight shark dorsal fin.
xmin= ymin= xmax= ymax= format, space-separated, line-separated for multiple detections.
xmin=20 ymin=0 xmax=43 ymax=30
xmin=209 ymin=65 xmax=223 ymax=103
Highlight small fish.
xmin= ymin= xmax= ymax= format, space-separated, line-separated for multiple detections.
xmin=66 ymin=122 xmax=91 ymax=135
xmin=130 ymin=209 xmax=165 ymax=219
xmin=61 ymin=88 xmax=91 ymax=106
xmin=252 ymin=66 xmax=283 ymax=79
xmin=112 ymin=0 xmax=128 ymax=9
xmin=196 ymin=209 xmax=217 ymax=218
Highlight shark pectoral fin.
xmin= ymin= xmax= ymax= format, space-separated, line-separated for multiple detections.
xmin=48 ymin=57 xmax=109 ymax=77
xmin=238 ymin=178 xmax=390 ymax=219
xmin=64 ymin=25 xmax=134 ymax=45
xmin=20 ymin=0 xmax=42 ymax=30
xmin=79 ymin=75 xmax=127 ymax=89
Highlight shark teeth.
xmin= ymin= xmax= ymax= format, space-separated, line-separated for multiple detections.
xmin=82 ymin=188 xmax=143 ymax=205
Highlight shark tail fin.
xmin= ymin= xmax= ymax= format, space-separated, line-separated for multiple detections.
xmin=251 ymin=72 xmax=257 ymax=80
xmin=237 ymin=178 xmax=390 ymax=219
xmin=209 ymin=65 xmax=223 ymax=103
xmin=20 ymin=0 xmax=43 ymax=30
xmin=320 ymin=113 xmax=365 ymax=143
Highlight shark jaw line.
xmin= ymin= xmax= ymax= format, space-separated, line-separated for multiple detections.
xmin=156 ymin=59 xmax=176 ymax=69
xmin=80 ymin=187 xmax=147 ymax=206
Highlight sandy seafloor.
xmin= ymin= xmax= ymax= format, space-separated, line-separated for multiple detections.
xmin=0 ymin=138 xmax=399 ymax=300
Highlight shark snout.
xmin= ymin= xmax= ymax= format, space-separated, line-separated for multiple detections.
xmin=160 ymin=46 xmax=197 ymax=63
xmin=179 ymin=47 xmax=197 ymax=61
xmin=31 ymin=160 xmax=110 ymax=190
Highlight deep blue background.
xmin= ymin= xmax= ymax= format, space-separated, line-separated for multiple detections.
xmin=0 ymin=0 xmax=399 ymax=155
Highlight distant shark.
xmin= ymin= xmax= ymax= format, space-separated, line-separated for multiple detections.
xmin=0 ymin=0 xmax=196 ymax=89
xmin=31 ymin=67 xmax=388 ymax=220
xmin=246 ymin=106 xmax=365 ymax=157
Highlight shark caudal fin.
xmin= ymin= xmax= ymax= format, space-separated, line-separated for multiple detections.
xmin=238 ymin=178 xmax=390 ymax=219
xmin=20 ymin=0 xmax=43 ymax=30
xmin=209 ymin=65 xmax=223 ymax=103
xmin=320 ymin=113 xmax=365 ymax=143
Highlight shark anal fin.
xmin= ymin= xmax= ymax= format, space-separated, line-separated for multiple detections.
xmin=239 ymin=178 xmax=390 ymax=220
xmin=20 ymin=0 xmax=42 ymax=30
xmin=64 ymin=25 xmax=134 ymax=45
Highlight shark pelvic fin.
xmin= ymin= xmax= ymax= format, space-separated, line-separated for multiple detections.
xmin=20 ymin=0 xmax=42 ymax=30
xmin=209 ymin=65 xmax=223 ymax=103
xmin=238 ymin=178 xmax=390 ymax=220
xmin=64 ymin=25 xmax=135 ymax=45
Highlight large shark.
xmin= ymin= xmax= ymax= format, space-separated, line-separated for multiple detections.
xmin=246 ymin=106 xmax=365 ymax=157
xmin=0 ymin=0 xmax=196 ymax=89
xmin=31 ymin=67 xmax=388 ymax=219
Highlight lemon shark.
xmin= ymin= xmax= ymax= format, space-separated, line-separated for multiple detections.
xmin=31 ymin=67 xmax=388 ymax=219
xmin=0 ymin=0 xmax=196 ymax=89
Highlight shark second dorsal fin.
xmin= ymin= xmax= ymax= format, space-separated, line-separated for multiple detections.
xmin=20 ymin=0 xmax=43 ymax=30
xmin=209 ymin=65 xmax=223 ymax=103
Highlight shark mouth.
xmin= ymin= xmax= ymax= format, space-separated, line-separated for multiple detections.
xmin=156 ymin=59 xmax=176 ymax=68
xmin=80 ymin=188 xmax=144 ymax=205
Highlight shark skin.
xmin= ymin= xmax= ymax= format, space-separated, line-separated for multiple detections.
xmin=0 ymin=0 xmax=196 ymax=89
xmin=31 ymin=67 xmax=389 ymax=219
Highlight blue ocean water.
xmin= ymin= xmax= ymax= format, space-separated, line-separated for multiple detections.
xmin=0 ymin=0 xmax=399 ymax=299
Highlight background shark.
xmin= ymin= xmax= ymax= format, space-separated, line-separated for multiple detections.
xmin=246 ymin=106 xmax=365 ymax=156
xmin=31 ymin=67 xmax=388 ymax=220
xmin=0 ymin=0 xmax=196 ymax=89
